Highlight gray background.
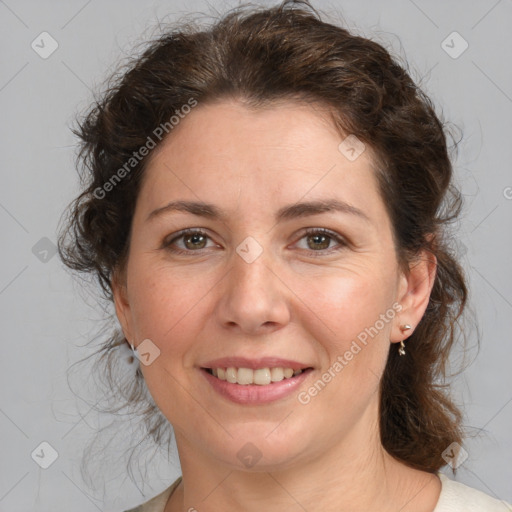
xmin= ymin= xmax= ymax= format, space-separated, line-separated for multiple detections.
xmin=1 ymin=0 xmax=511 ymax=510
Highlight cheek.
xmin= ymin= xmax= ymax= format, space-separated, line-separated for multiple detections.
xmin=291 ymin=273 xmax=394 ymax=425
xmin=291 ymin=268 xmax=397 ymax=404
xmin=294 ymin=268 xmax=396 ymax=349
xmin=126 ymin=261 xmax=213 ymax=348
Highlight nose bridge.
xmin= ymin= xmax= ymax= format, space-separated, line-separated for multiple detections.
xmin=216 ymin=238 xmax=290 ymax=333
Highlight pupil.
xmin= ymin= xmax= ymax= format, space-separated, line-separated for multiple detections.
xmin=185 ymin=234 xmax=206 ymax=249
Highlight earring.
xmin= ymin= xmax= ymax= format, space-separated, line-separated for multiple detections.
xmin=398 ymin=324 xmax=412 ymax=356
xmin=119 ymin=338 xmax=139 ymax=372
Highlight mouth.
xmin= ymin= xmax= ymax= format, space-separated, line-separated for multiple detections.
xmin=201 ymin=366 xmax=314 ymax=386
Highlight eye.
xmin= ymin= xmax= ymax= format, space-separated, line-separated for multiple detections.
xmin=162 ymin=228 xmax=347 ymax=256
xmin=294 ymin=228 xmax=348 ymax=254
xmin=162 ymin=229 xmax=218 ymax=253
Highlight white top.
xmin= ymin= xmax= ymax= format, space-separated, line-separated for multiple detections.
xmin=124 ymin=473 xmax=512 ymax=512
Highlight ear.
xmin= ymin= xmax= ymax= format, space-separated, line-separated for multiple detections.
xmin=391 ymin=248 xmax=437 ymax=344
xmin=111 ymin=266 xmax=135 ymax=344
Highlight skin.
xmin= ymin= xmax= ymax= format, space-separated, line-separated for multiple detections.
xmin=113 ymin=100 xmax=441 ymax=512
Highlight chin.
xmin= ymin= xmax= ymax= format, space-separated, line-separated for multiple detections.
xmin=204 ymin=427 xmax=315 ymax=472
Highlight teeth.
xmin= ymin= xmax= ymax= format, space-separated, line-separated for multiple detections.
xmin=237 ymin=367 xmax=254 ymax=385
xmin=254 ymin=368 xmax=271 ymax=385
xmin=226 ymin=367 xmax=237 ymax=383
xmin=210 ymin=367 xmax=306 ymax=385
xmin=284 ymin=368 xmax=294 ymax=378
xmin=270 ymin=367 xmax=284 ymax=382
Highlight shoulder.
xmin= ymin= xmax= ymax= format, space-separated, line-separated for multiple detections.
xmin=124 ymin=476 xmax=182 ymax=512
xmin=434 ymin=473 xmax=511 ymax=512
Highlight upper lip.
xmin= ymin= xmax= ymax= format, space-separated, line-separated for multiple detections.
xmin=200 ymin=357 xmax=313 ymax=370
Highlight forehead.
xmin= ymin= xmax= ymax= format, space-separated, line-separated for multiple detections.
xmin=137 ymin=100 xmax=387 ymax=225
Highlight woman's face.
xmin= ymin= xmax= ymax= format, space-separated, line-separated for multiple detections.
xmin=113 ymin=99 xmax=428 ymax=471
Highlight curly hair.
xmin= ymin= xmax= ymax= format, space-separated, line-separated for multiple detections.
xmin=57 ymin=0 xmax=472 ymax=481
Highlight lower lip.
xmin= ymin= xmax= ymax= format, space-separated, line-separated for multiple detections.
xmin=200 ymin=368 xmax=313 ymax=405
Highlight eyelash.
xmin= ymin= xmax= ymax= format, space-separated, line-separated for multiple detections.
xmin=162 ymin=228 xmax=348 ymax=256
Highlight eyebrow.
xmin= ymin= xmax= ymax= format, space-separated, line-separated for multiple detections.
xmin=146 ymin=199 xmax=371 ymax=224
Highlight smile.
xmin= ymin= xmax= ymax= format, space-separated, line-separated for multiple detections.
xmin=203 ymin=366 xmax=310 ymax=386
xmin=200 ymin=366 xmax=314 ymax=404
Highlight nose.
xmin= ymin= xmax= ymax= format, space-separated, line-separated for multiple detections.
xmin=215 ymin=245 xmax=291 ymax=335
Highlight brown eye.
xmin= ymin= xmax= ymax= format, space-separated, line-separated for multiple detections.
xmin=295 ymin=228 xmax=348 ymax=255
xmin=163 ymin=229 xmax=216 ymax=254
xmin=183 ymin=232 xmax=207 ymax=250
xmin=306 ymin=233 xmax=331 ymax=250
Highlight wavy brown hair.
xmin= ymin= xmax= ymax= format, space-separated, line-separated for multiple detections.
xmin=58 ymin=0 xmax=472 ymax=481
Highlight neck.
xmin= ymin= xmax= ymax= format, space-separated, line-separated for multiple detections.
xmin=166 ymin=406 xmax=441 ymax=512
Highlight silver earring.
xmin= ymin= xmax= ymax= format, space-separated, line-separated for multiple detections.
xmin=398 ymin=324 xmax=412 ymax=356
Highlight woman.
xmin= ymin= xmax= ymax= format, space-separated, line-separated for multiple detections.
xmin=57 ymin=1 xmax=511 ymax=510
